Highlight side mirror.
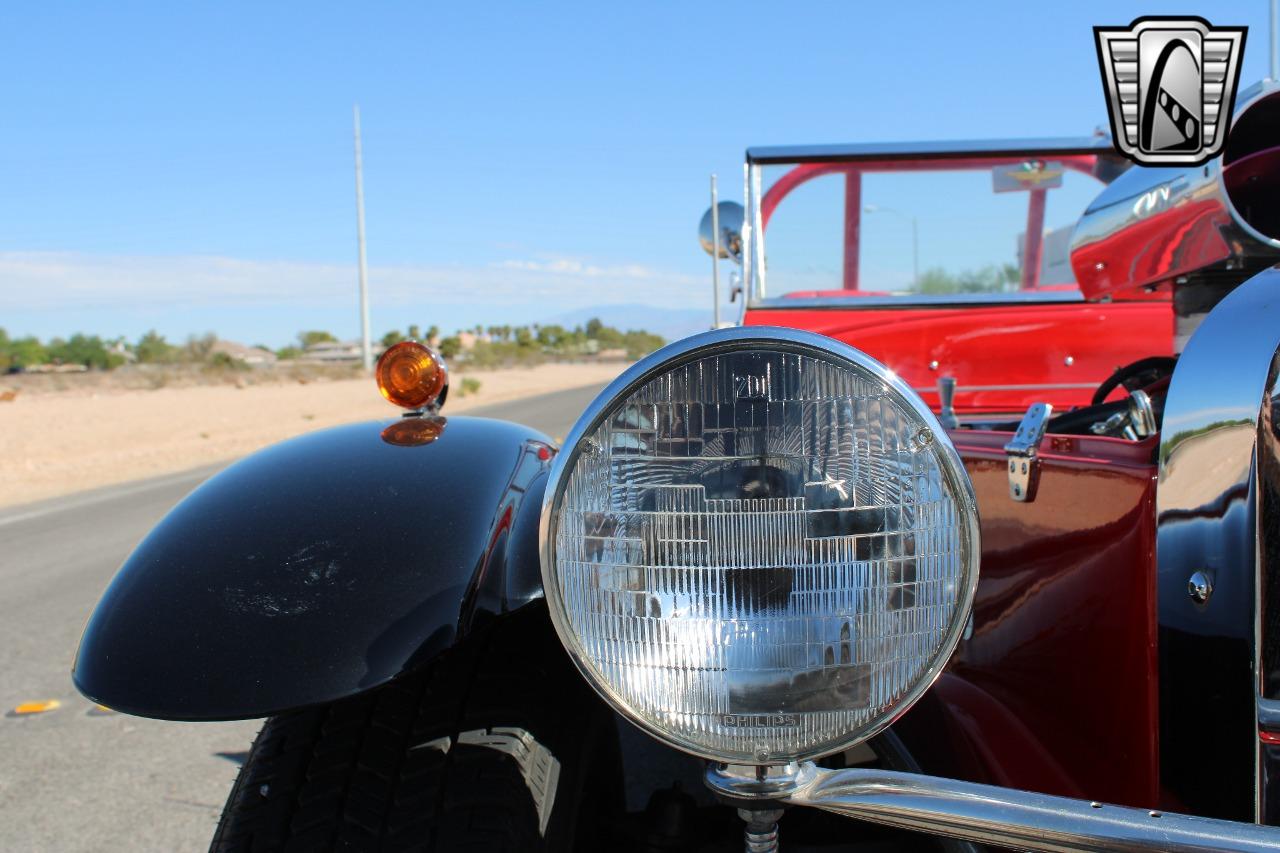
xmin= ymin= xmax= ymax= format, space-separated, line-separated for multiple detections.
xmin=698 ymin=201 xmax=744 ymax=264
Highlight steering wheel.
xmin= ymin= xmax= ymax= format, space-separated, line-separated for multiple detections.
xmin=1091 ymin=356 xmax=1178 ymax=406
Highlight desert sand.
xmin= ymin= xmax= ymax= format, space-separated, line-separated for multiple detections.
xmin=0 ymin=362 xmax=625 ymax=509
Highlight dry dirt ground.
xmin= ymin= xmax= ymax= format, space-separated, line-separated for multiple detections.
xmin=0 ymin=362 xmax=625 ymax=509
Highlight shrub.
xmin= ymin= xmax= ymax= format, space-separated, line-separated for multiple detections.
xmin=185 ymin=332 xmax=218 ymax=362
xmin=438 ymin=336 xmax=462 ymax=360
xmin=207 ymin=351 xmax=249 ymax=371
xmin=47 ymin=333 xmax=120 ymax=369
xmin=136 ymin=330 xmax=178 ymax=364
xmin=0 ymin=330 xmax=49 ymax=369
xmin=622 ymin=330 xmax=665 ymax=359
xmin=298 ymin=330 xmax=337 ymax=348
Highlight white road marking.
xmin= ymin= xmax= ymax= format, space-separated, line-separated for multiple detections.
xmin=0 ymin=465 xmax=221 ymax=529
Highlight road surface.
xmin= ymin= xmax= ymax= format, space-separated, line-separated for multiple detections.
xmin=0 ymin=384 xmax=603 ymax=852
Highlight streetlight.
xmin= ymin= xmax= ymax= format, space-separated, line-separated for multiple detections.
xmin=353 ymin=104 xmax=372 ymax=373
xmin=864 ymin=204 xmax=919 ymax=289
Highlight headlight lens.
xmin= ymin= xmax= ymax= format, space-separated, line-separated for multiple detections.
xmin=540 ymin=328 xmax=979 ymax=764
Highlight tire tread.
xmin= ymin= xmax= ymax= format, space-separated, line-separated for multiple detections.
xmin=209 ymin=612 xmax=610 ymax=852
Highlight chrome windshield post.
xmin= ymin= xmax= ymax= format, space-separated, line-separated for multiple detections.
xmin=745 ymin=160 xmax=765 ymax=305
xmin=710 ymin=173 xmax=721 ymax=329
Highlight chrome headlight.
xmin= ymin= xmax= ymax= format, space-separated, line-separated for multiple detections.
xmin=540 ymin=327 xmax=979 ymax=764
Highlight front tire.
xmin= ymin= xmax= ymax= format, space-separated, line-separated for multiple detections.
xmin=210 ymin=610 xmax=621 ymax=852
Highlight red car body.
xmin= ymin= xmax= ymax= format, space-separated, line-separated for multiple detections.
xmin=746 ymin=298 xmax=1171 ymax=414
xmin=741 ymin=147 xmax=1173 ymax=416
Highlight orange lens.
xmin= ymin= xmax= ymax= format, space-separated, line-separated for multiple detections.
xmin=376 ymin=341 xmax=447 ymax=409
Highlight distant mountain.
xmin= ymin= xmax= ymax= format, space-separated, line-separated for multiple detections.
xmin=543 ymin=304 xmax=712 ymax=343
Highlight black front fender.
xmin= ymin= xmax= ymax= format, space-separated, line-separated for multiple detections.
xmin=73 ymin=415 xmax=553 ymax=721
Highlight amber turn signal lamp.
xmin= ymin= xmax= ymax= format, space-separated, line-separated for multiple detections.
xmin=376 ymin=341 xmax=447 ymax=410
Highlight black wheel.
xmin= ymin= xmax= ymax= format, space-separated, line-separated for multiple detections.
xmin=210 ymin=609 xmax=622 ymax=852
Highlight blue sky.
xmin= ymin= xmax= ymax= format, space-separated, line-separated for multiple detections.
xmin=2 ymin=2 xmax=1274 ymax=347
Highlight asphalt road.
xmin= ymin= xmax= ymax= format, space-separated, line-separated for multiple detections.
xmin=0 ymin=384 xmax=604 ymax=853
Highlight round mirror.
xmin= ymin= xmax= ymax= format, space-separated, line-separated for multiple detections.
xmin=698 ymin=201 xmax=744 ymax=264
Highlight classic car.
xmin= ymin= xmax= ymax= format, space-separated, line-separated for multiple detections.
xmin=73 ymin=78 xmax=1280 ymax=851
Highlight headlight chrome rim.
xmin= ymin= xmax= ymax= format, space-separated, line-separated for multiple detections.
xmin=539 ymin=326 xmax=981 ymax=764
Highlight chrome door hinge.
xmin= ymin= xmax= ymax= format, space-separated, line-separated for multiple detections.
xmin=1004 ymin=403 xmax=1052 ymax=503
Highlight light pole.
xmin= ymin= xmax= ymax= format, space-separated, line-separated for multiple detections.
xmin=353 ymin=104 xmax=372 ymax=373
xmin=864 ymin=204 xmax=918 ymax=289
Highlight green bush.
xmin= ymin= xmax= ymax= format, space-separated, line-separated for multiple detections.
xmin=437 ymin=337 xmax=462 ymax=360
xmin=298 ymin=330 xmax=337 ymax=348
xmin=47 ymin=333 xmax=120 ymax=369
xmin=621 ymin=330 xmax=665 ymax=359
xmin=207 ymin=351 xmax=249 ymax=371
xmin=466 ymin=339 xmax=547 ymax=369
xmin=136 ymin=330 xmax=178 ymax=364
xmin=0 ymin=329 xmax=49 ymax=369
xmin=916 ymin=264 xmax=1020 ymax=294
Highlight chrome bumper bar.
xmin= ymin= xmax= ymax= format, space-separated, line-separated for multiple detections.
xmin=707 ymin=763 xmax=1280 ymax=852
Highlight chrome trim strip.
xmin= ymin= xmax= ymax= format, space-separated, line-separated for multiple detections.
xmin=1157 ymin=267 xmax=1280 ymax=824
xmin=537 ymin=325 xmax=981 ymax=764
xmin=748 ymin=291 xmax=1086 ymax=310
xmin=747 ymin=137 xmax=1122 ymax=166
xmin=911 ymin=383 xmax=1098 ymax=394
xmin=772 ymin=765 xmax=1280 ymax=852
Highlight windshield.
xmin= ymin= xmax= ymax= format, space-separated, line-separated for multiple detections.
xmin=749 ymin=156 xmax=1109 ymax=302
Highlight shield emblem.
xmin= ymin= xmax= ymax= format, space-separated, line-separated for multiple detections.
xmin=1095 ymin=17 xmax=1246 ymax=166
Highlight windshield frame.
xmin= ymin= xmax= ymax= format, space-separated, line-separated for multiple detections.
xmin=742 ymin=137 xmax=1128 ymax=309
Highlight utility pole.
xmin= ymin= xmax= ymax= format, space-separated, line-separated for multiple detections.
xmin=353 ymin=104 xmax=372 ymax=372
